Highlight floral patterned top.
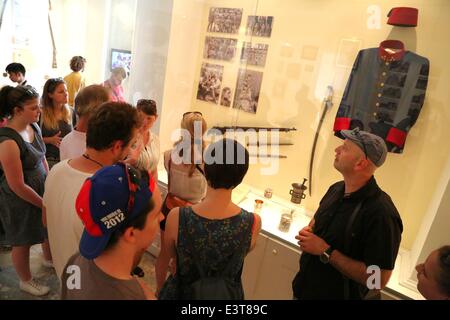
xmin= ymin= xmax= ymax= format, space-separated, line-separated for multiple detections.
xmin=159 ymin=206 xmax=255 ymax=299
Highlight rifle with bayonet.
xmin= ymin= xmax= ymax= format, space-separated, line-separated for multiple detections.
xmin=210 ymin=126 xmax=297 ymax=134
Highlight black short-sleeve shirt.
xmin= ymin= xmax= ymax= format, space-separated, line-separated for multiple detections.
xmin=292 ymin=177 xmax=403 ymax=300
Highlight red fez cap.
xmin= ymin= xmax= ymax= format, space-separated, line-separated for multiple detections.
xmin=387 ymin=7 xmax=418 ymax=27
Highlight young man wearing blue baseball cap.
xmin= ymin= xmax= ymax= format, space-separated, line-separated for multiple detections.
xmin=43 ymin=101 xmax=140 ymax=281
xmin=292 ymin=128 xmax=403 ymax=300
xmin=61 ymin=163 xmax=163 ymax=300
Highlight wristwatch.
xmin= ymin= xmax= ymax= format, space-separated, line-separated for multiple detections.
xmin=319 ymin=246 xmax=334 ymax=264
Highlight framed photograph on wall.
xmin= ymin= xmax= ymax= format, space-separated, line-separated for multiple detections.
xmin=220 ymin=87 xmax=233 ymax=107
xmin=197 ymin=63 xmax=224 ymax=104
xmin=111 ymin=49 xmax=132 ymax=75
xmin=207 ymin=7 xmax=243 ymax=34
xmin=241 ymin=42 xmax=269 ymax=67
xmin=246 ymin=16 xmax=274 ymax=38
xmin=233 ymin=69 xmax=263 ymax=114
xmin=204 ymin=36 xmax=238 ymax=61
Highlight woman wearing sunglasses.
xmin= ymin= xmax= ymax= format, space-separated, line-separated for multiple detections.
xmin=155 ymin=111 xmax=208 ymax=295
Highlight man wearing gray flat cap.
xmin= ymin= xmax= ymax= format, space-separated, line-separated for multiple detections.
xmin=293 ymin=127 xmax=403 ymax=300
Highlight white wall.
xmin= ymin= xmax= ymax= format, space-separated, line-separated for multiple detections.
xmin=127 ymin=0 xmax=174 ymax=135
xmin=158 ymin=0 xmax=206 ymax=154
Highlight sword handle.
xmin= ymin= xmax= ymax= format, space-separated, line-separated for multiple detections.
xmin=325 ymin=85 xmax=334 ymax=103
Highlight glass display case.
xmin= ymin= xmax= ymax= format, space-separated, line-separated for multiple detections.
xmin=141 ymin=0 xmax=449 ymax=299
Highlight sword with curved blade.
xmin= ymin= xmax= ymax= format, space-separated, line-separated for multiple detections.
xmin=48 ymin=0 xmax=57 ymax=68
xmin=308 ymin=86 xmax=334 ymax=196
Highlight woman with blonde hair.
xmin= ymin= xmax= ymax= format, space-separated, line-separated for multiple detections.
xmin=40 ymin=78 xmax=73 ymax=169
xmin=155 ymin=111 xmax=208 ymax=294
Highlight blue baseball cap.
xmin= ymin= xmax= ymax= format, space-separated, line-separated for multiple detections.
xmin=76 ymin=163 xmax=155 ymax=260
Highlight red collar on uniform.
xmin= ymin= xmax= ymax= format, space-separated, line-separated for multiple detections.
xmin=379 ymin=40 xmax=405 ymax=62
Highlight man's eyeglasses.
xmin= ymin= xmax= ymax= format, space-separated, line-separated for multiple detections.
xmin=354 ymin=129 xmax=368 ymax=160
xmin=183 ymin=111 xmax=203 ymax=118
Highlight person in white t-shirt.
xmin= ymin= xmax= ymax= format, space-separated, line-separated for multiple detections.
xmin=60 ymin=85 xmax=110 ymax=161
xmin=43 ymin=102 xmax=140 ymax=280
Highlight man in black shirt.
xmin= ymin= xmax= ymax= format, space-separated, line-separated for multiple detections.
xmin=292 ymin=128 xmax=403 ymax=300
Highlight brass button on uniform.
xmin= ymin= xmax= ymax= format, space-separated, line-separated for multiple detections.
xmin=376 ymin=103 xmax=380 ymax=107
xmin=382 ymin=72 xmax=387 ymax=76
xmin=380 ymin=83 xmax=385 ymax=87
xmin=373 ymin=113 xmax=377 ymax=117
xmin=378 ymin=94 xmax=382 ymax=98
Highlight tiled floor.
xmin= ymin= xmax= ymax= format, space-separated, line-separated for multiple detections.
xmin=0 ymin=245 xmax=157 ymax=300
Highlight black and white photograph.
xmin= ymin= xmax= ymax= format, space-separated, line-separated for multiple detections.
xmin=241 ymin=42 xmax=269 ymax=67
xmin=246 ymin=16 xmax=274 ymax=38
xmin=207 ymin=7 xmax=243 ymax=34
xmin=204 ymin=36 xmax=238 ymax=61
xmin=220 ymin=87 xmax=233 ymax=107
xmin=233 ymin=69 xmax=264 ymax=114
xmin=197 ymin=63 xmax=224 ymax=104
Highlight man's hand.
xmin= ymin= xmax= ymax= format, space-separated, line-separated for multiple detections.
xmin=296 ymin=227 xmax=329 ymax=256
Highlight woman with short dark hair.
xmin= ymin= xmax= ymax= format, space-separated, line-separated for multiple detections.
xmin=158 ymin=139 xmax=262 ymax=299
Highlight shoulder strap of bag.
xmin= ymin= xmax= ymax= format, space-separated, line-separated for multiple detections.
xmin=195 ymin=164 xmax=205 ymax=176
xmin=168 ymin=152 xmax=203 ymax=193
xmin=343 ymin=200 xmax=364 ymax=299
xmin=167 ymin=155 xmax=172 ymax=194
